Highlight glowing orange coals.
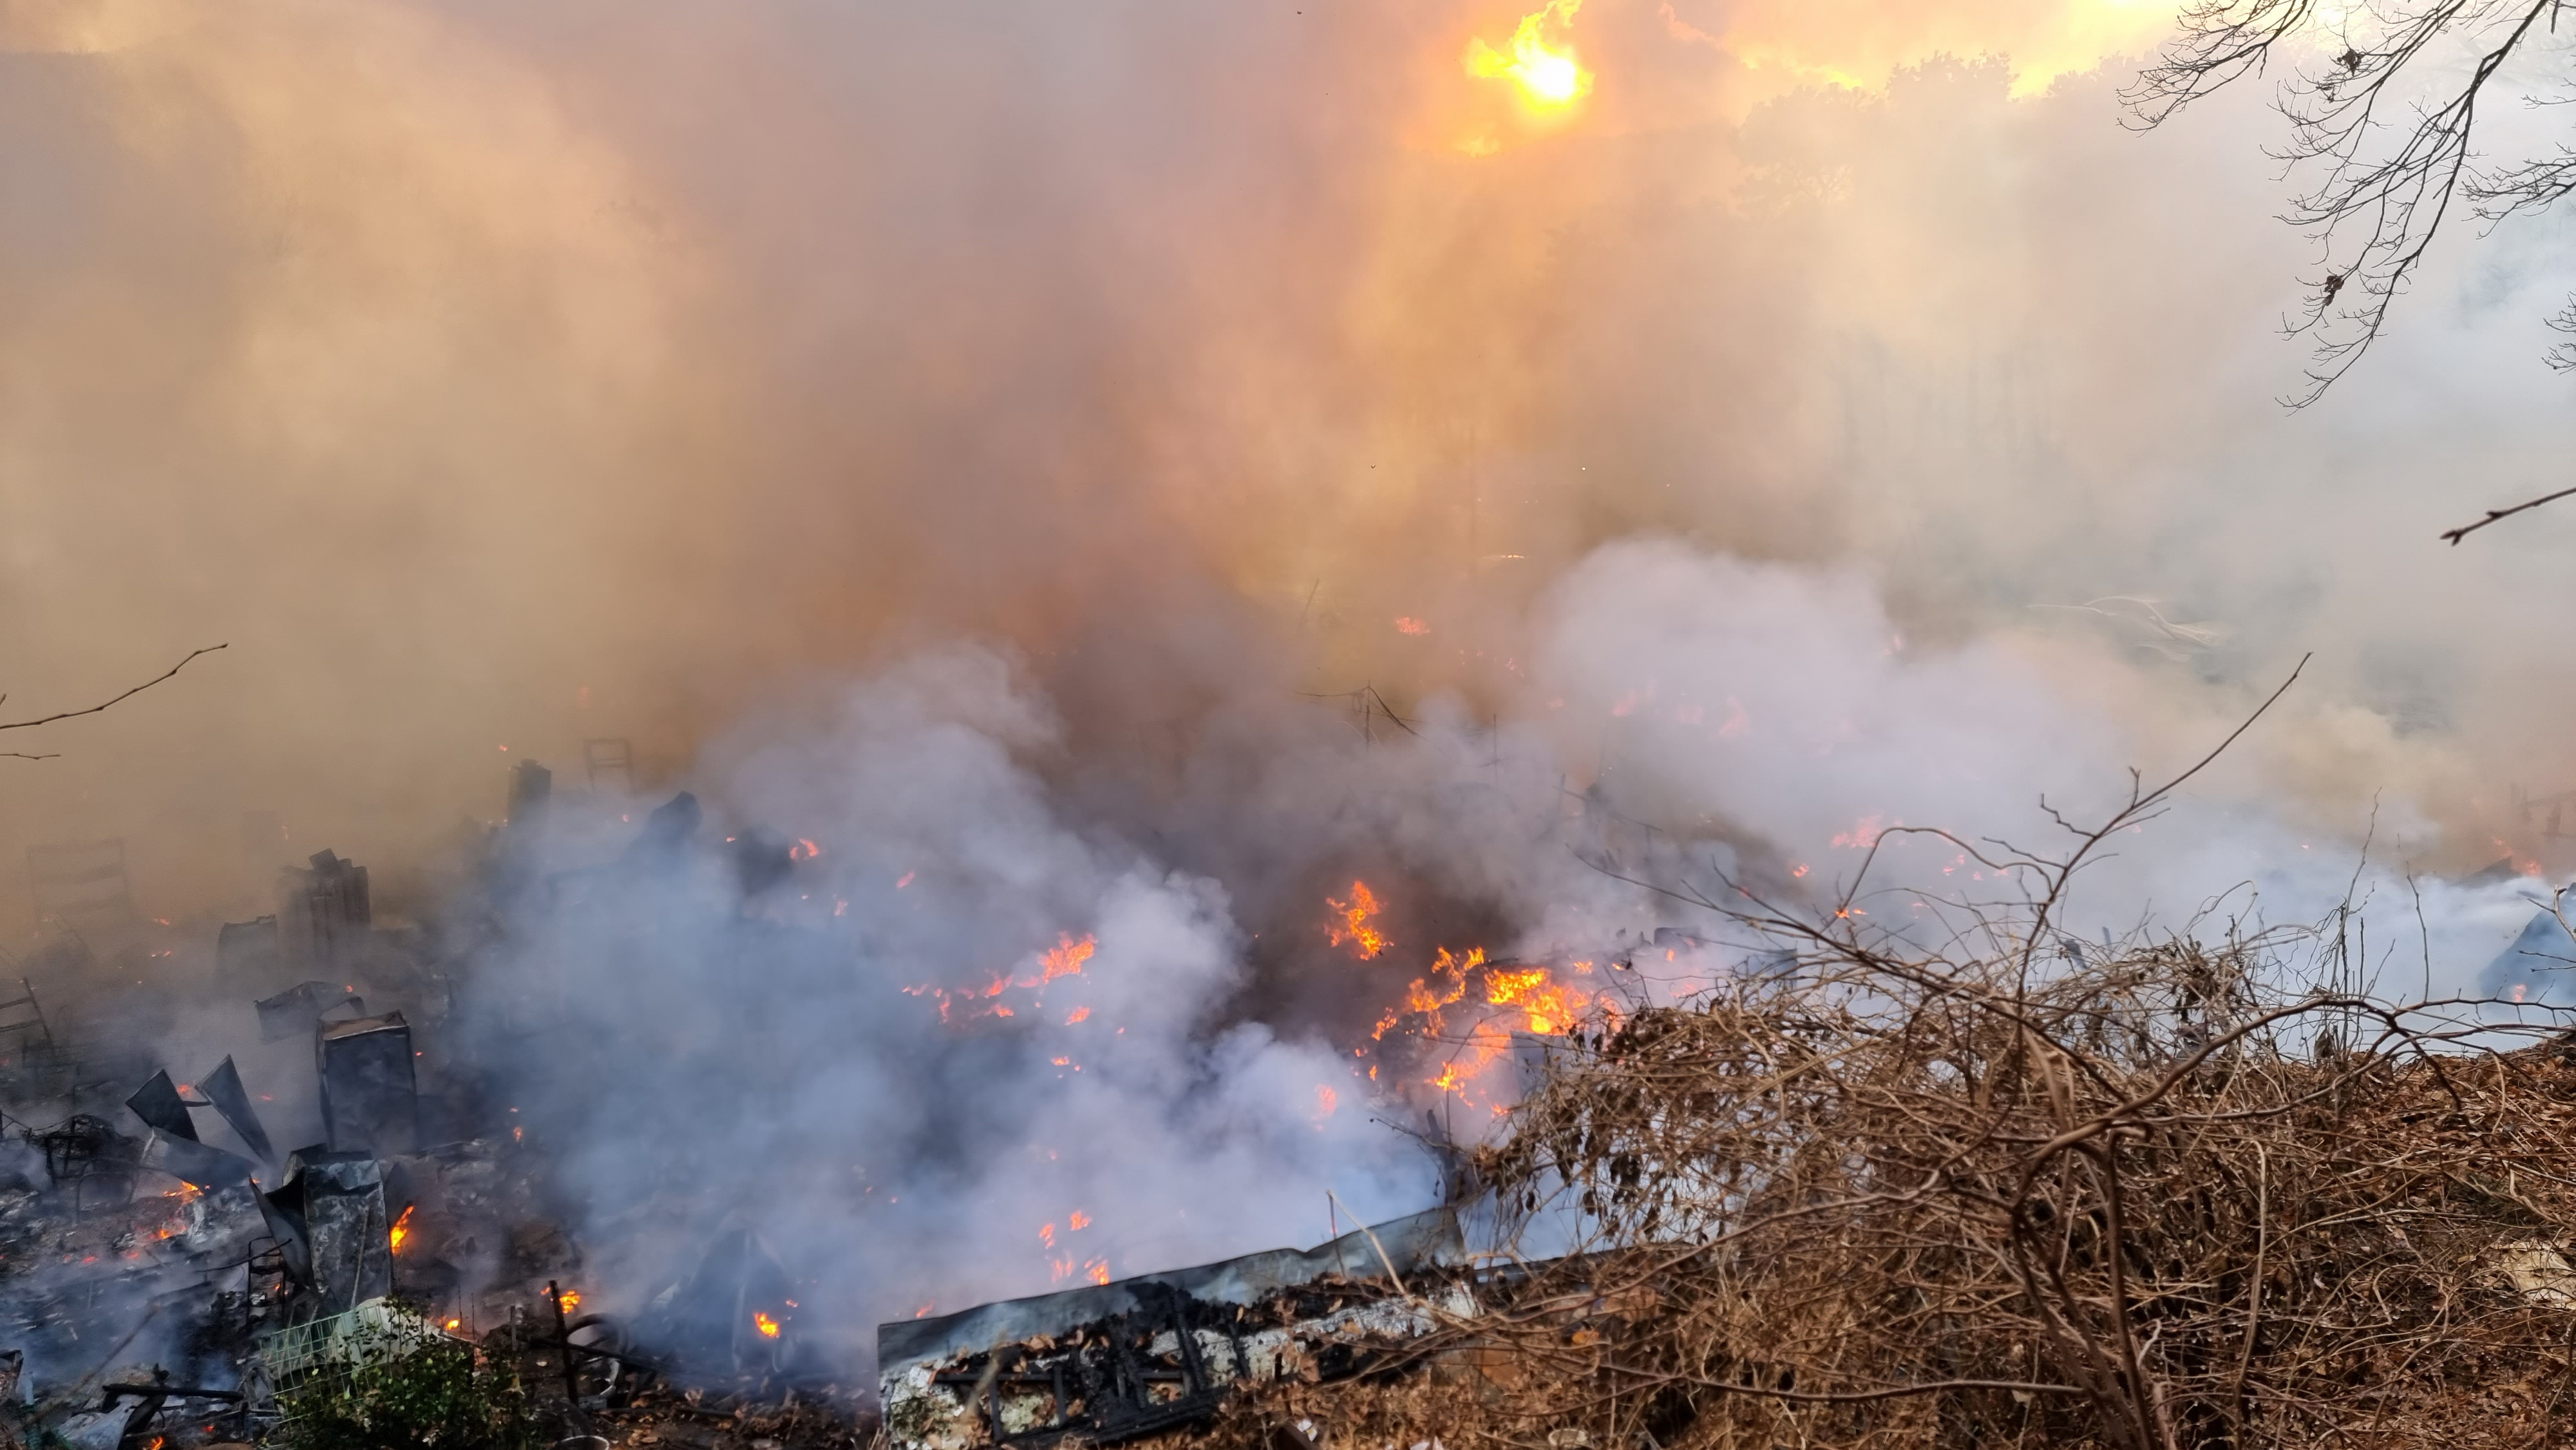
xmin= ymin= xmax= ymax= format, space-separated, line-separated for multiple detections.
xmin=1464 ymin=1 xmax=1593 ymax=109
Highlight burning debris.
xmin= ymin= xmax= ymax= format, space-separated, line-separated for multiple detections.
xmin=880 ymin=1209 xmax=1469 ymax=1450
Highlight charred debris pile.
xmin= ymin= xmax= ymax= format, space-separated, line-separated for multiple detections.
xmin=5 ymin=752 xmax=2573 ymax=1450
xmin=0 ymin=771 xmax=884 ymax=1450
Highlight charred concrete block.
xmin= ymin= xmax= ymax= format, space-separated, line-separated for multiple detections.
xmin=317 ymin=1013 xmax=417 ymax=1156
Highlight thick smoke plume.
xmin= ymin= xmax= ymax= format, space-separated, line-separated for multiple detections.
xmin=8 ymin=0 xmax=2576 ymax=1371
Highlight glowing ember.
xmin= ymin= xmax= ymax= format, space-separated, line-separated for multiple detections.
xmin=1041 ymin=1222 xmax=1057 ymax=1249
xmin=390 ymin=1203 xmax=415 ymax=1254
xmin=1326 ymin=880 xmax=1388 ymax=959
xmin=1464 ymin=0 xmax=1592 ymax=108
xmin=755 ymin=1310 xmax=782 ymax=1339
xmin=1830 ymin=813 xmax=1890 ymax=849
xmin=1069 ymin=1210 xmax=1090 ymax=1230
xmin=1085 ymin=1258 xmax=1112 ymax=1286
xmin=1065 ymin=1006 xmax=1091 ymax=1024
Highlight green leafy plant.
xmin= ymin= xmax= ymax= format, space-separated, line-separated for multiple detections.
xmin=276 ymin=1333 xmax=541 ymax=1450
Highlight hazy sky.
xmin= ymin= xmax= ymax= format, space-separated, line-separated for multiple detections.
xmin=3 ymin=0 xmax=2572 ymax=923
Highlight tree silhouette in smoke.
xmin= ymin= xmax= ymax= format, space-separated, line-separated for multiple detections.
xmin=2135 ymin=1 xmax=2576 ymax=540
xmin=2134 ymin=0 xmax=2573 ymax=406
xmin=0 ymin=645 xmax=227 ymax=760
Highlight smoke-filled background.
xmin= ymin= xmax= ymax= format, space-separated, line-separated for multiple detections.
xmin=11 ymin=0 xmax=2576 ymax=1367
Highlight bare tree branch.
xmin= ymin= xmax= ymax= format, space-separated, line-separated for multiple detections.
xmin=2439 ymin=480 xmax=2576 ymax=541
xmin=0 ymin=644 xmax=228 ymax=738
xmin=2130 ymin=1 xmax=2567 ymax=406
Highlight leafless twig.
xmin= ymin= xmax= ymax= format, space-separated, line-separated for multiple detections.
xmin=2439 ymin=482 xmax=2576 ymax=543
xmin=0 ymin=645 xmax=228 ymax=742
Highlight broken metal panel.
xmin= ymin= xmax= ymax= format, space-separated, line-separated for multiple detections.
xmin=317 ymin=1012 xmax=417 ymax=1156
xmin=880 ymin=1209 xmax=1468 ymax=1450
xmin=124 ymin=1069 xmax=198 ymax=1142
xmin=196 ymin=1055 xmax=276 ymax=1165
xmin=256 ymin=981 xmax=366 ymax=1043
xmin=138 ymin=1131 xmax=255 ymax=1191
xmin=269 ymin=1151 xmax=393 ymax=1312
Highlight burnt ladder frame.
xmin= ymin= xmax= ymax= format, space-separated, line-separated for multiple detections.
xmin=933 ymin=1292 xmax=1255 ymax=1447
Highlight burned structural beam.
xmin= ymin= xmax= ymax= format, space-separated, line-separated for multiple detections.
xmin=880 ymin=1209 xmax=1471 ymax=1450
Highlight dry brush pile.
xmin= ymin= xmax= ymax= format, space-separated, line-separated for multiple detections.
xmin=1211 ymin=932 xmax=2576 ymax=1450
xmin=1197 ymin=681 xmax=2576 ymax=1450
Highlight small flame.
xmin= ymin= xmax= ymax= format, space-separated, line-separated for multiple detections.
xmin=1326 ymin=881 xmax=1388 ymax=960
xmin=754 ymin=1310 xmax=782 ymax=1339
xmin=1394 ymin=616 xmax=1430 ymax=636
xmin=1085 ymin=1258 xmax=1112 ymax=1286
xmin=1464 ymin=0 xmax=1593 ymax=108
xmin=390 ymin=1203 xmax=415 ymax=1254
xmin=1041 ymin=1222 xmax=1057 ymax=1249
xmin=557 ymin=1288 xmax=581 ymax=1315
xmin=790 ymin=838 xmax=824 ymax=861
xmin=1039 ymin=933 xmax=1097 ymax=981
xmin=1314 ymin=1084 xmax=1339 ymax=1118
xmin=1065 ymin=1006 xmax=1091 ymax=1024
xmin=1069 ymin=1210 xmax=1091 ymax=1230
xmin=1830 ymin=813 xmax=1890 ymax=849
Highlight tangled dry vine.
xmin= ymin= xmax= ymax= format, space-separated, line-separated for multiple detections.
xmin=1183 ymin=663 xmax=2576 ymax=1450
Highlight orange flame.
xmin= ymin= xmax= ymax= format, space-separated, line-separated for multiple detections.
xmin=754 ymin=1310 xmax=781 ymax=1339
xmin=1069 ymin=1210 xmax=1090 ymax=1230
xmin=390 ymin=1203 xmax=415 ymax=1254
xmin=556 ymin=1288 xmax=581 ymax=1315
xmin=1327 ymin=881 xmax=1388 ymax=960
xmin=1085 ymin=1258 xmax=1112 ymax=1286
xmin=909 ymin=932 xmax=1099 ymax=1024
